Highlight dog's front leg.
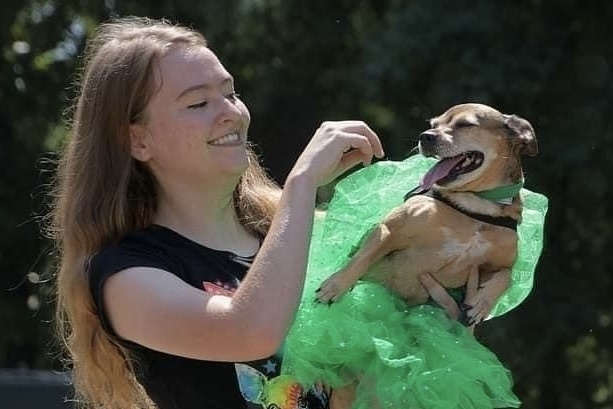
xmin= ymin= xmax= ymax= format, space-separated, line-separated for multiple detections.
xmin=465 ymin=268 xmax=511 ymax=324
xmin=316 ymin=221 xmax=402 ymax=304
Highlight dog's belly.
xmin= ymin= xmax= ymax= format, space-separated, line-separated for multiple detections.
xmin=363 ymin=225 xmax=516 ymax=305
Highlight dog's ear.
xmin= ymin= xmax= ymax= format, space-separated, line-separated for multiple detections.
xmin=504 ymin=114 xmax=538 ymax=156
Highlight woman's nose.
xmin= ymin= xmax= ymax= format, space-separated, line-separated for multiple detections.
xmin=217 ymin=96 xmax=243 ymax=122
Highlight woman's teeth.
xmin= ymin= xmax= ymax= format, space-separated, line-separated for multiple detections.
xmin=209 ymin=132 xmax=240 ymax=146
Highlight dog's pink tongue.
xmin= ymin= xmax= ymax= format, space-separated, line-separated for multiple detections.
xmin=420 ymin=156 xmax=464 ymax=190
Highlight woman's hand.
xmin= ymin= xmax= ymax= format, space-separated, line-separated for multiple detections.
xmin=419 ymin=268 xmax=481 ymax=332
xmin=288 ymin=120 xmax=385 ymax=187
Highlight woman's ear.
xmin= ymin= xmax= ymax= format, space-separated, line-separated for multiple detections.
xmin=130 ymin=124 xmax=152 ymax=162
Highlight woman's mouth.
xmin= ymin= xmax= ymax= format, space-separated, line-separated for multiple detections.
xmin=209 ymin=132 xmax=241 ymax=146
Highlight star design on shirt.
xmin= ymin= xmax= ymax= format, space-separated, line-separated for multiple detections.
xmin=262 ymin=359 xmax=277 ymax=374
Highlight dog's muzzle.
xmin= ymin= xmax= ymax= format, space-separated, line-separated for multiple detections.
xmin=419 ymin=130 xmax=438 ymax=155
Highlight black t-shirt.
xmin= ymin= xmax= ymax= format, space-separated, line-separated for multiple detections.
xmin=88 ymin=225 xmax=329 ymax=409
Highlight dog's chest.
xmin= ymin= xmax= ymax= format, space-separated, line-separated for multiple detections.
xmin=416 ymin=221 xmax=517 ymax=281
xmin=404 ymin=197 xmax=517 ymax=269
xmin=438 ymin=226 xmax=492 ymax=262
xmin=378 ymin=221 xmax=509 ymax=280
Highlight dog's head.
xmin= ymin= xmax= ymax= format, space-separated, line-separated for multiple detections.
xmin=417 ymin=103 xmax=537 ymax=193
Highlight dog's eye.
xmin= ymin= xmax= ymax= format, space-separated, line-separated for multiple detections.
xmin=455 ymin=121 xmax=476 ymax=129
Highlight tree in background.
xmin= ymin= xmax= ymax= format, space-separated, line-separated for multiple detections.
xmin=0 ymin=1 xmax=611 ymax=408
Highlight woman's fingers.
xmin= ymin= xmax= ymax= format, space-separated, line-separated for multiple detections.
xmin=333 ymin=121 xmax=385 ymax=159
xmin=291 ymin=120 xmax=384 ymax=187
xmin=319 ymin=121 xmax=383 ymax=160
xmin=337 ymin=143 xmax=373 ymax=173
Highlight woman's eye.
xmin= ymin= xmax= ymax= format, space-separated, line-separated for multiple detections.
xmin=188 ymin=92 xmax=240 ymax=108
xmin=188 ymin=100 xmax=208 ymax=109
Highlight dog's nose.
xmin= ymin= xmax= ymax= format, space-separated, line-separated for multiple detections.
xmin=419 ymin=131 xmax=437 ymax=145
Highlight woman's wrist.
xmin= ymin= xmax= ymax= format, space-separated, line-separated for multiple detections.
xmin=284 ymin=169 xmax=319 ymax=198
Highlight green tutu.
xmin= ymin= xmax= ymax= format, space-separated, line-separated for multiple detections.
xmin=282 ymin=155 xmax=548 ymax=409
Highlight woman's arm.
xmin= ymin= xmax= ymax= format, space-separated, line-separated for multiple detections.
xmin=103 ymin=121 xmax=384 ymax=361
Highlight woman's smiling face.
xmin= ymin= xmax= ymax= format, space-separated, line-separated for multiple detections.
xmin=132 ymin=45 xmax=251 ymax=185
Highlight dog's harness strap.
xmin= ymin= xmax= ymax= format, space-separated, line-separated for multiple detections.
xmin=405 ymin=188 xmax=518 ymax=231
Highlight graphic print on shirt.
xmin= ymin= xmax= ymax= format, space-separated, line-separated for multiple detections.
xmin=235 ymin=362 xmax=329 ymax=409
xmin=202 ymin=275 xmax=329 ymax=409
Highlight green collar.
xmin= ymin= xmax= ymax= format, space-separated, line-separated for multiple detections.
xmin=474 ymin=180 xmax=524 ymax=201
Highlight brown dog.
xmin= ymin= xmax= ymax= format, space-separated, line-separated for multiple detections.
xmin=315 ymin=103 xmax=537 ymax=407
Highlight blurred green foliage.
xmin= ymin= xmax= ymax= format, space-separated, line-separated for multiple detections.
xmin=0 ymin=0 xmax=611 ymax=408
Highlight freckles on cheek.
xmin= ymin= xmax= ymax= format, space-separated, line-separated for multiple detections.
xmin=184 ymin=122 xmax=207 ymax=149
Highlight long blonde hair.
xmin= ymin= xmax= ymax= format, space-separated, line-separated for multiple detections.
xmin=48 ymin=16 xmax=280 ymax=409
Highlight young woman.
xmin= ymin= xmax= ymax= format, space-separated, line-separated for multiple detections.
xmin=48 ymin=16 xmax=384 ymax=409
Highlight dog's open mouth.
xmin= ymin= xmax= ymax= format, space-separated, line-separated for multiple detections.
xmin=420 ymin=151 xmax=484 ymax=190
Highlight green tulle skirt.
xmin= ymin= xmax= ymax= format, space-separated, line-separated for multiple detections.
xmin=282 ymin=156 xmax=548 ymax=409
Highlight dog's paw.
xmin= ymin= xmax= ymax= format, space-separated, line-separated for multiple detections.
xmin=315 ymin=272 xmax=355 ymax=304
xmin=464 ymin=295 xmax=494 ymax=325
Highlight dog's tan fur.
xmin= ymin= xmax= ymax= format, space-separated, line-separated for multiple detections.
xmin=316 ymin=103 xmax=537 ymax=409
